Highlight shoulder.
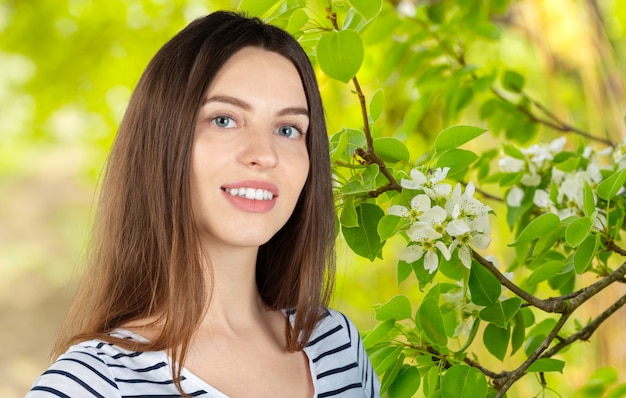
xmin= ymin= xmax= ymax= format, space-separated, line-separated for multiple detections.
xmin=26 ymin=336 xmax=126 ymax=397
xmin=308 ymin=308 xmax=362 ymax=346
xmin=304 ymin=308 xmax=381 ymax=398
xmin=26 ymin=331 xmax=177 ymax=398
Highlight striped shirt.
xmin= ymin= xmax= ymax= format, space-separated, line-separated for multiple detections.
xmin=27 ymin=309 xmax=380 ymax=397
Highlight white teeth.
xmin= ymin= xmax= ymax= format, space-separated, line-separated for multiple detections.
xmin=224 ymin=187 xmax=274 ymax=200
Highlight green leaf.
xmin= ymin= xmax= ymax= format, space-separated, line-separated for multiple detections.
xmin=424 ymin=366 xmax=440 ymax=397
xmin=510 ymin=311 xmax=525 ymax=355
xmin=419 ymin=298 xmax=448 ymax=346
xmin=264 ymin=0 xmax=307 ymax=24
xmin=583 ymin=182 xmax=596 ymax=217
xmin=330 ymin=128 xmax=365 ymax=163
xmin=597 ymin=168 xmax=626 ymax=201
xmin=375 ymin=295 xmax=412 ymax=321
xmin=526 ymin=260 xmax=566 ymax=285
xmin=341 ymin=203 xmax=385 ymax=261
xmin=340 ymin=164 xmax=380 ymax=194
xmin=348 ymin=0 xmax=382 ymax=20
xmin=554 ymin=156 xmax=580 ymax=172
xmin=441 ymin=365 xmax=488 ymax=398
xmin=317 ymin=30 xmax=364 ymax=83
xmin=370 ymin=88 xmax=384 ymax=121
xmin=397 ymin=260 xmax=412 ymax=284
xmin=509 ymin=213 xmax=561 ymax=246
xmin=370 ymin=345 xmax=404 ymax=375
xmin=533 ymin=224 xmax=566 ymax=257
xmin=363 ymin=318 xmax=395 ymax=349
xmin=529 ymin=318 xmax=557 ymax=338
xmin=526 ymin=358 xmax=565 ymax=373
xmin=237 ymin=0 xmax=281 ymax=16
xmin=502 ymin=143 xmax=525 ymax=159
xmin=389 ymin=366 xmax=421 ymax=398
xmin=528 ymin=250 xmax=565 ymax=270
xmin=468 ymin=262 xmax=501 ymax=306
xmin=380 ymin=354 xmax=405 ymax=395
xmin=502 ymin=70 xmax=525 ymax=93
xmin=521 ymin=307 xmax=535 ymax=327
xmin=374 ymin=137 xmax=410 ymax=163
xmin=378 ymin=215 xmax=406 ymax=241
xmin=565 ymin=216 xmax=594 ymax=247
xmin=479 ymin=298 xmax=522 ymax=328
xmin=434 ymin=125 xmax=487 ymax=152
xmin=285 ymin=8 xmax=309 ymax=34
xmin=436 ymin=148 xmax=479 ymax=177
xmin=483 ymin=323 xmax=509 ymax=361
xmin=524 ymin=334 xmax=546 ymax=357
xmin=340 ymin=195 xmax=358 ymax=228
xmin=574 ymin=234 xmax=600 ymax=274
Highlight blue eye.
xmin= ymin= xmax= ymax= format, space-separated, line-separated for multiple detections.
xmin=212 ymin=116 xmax=236 ymax=128
xmin=276 ymin=125 xmax=302 ymax=139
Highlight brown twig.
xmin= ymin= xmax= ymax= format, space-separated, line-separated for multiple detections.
xmin=326 ymin=7 xmax=401 ymax=196
xmin=490 ymin=88 xmax=615 ymax=147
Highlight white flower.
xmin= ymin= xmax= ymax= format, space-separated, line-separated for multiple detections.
xmin=401 ymin=223 xmax=451 ymax=274
xmin=506 ymin=186 xmax=524 ymax=207
xmin=521 ymin=137 xmax=565 ymax=172
xmin=520 ymin=172 xmax=541 ymax=186
xmin=441 ymin=182 xmax=492 ymax=268
xmin=448 ymin=233 xmax=491 ymax=268
xmin=549 ymin=137 xmax=567 ymax=153
xmin=558 ymin=173 xmax=585 ymax=213
xmin=499 ymin=156 xmax=525 ymax=173
xmin=388 ymin=194 xmax=431 ymax=222
xmin=533 ymin=189 xmax=551 ymax=208
xmin=400 ymin=167 xmax=451 ymax=200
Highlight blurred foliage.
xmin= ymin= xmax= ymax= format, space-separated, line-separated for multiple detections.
xmin=2 ymin=0 xmax=626 ymax=397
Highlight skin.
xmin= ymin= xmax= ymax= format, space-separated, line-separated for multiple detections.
xmin=127 ymin=47 xmax=314 ymax=397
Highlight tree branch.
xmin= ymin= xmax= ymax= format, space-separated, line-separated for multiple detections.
xmin=542 ymin=292 xmax=626 ymax=359
xmin=491 ymin=88 xmax=614 ymax=147
xmin=472 ymin=251 xmax=570 ymax=313
xmin=493 ymin=312 xmax=572 ymax=396
xmin=327 ymin=7 xmax=401 ymax=196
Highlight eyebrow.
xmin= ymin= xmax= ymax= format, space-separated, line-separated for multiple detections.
xmin=202 ymin=95 xmax=309 ymax=118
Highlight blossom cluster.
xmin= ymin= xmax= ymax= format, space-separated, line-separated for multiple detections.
xmin=499 ymin=137 xmax=622 ymax=228
xmin=388 ymin=167 xmax=492 ymax=274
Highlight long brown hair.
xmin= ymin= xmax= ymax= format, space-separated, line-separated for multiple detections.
xmin=54 ymin=10 xmax=335 ymax=389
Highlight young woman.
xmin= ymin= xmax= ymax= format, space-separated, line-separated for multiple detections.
xmin=26 ymin=10 xmax=380 ymax=398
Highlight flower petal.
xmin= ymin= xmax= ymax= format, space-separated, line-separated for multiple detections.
xmin=435 ymin=241 xmax=451 ymax=260
xmin=470 ymin=233 xmax=491 ymax=249
xmin=400 ymin=245 xmax=424 ymax=263
xmin=506 ymin=186 xmax=524 ymax=207
xmin=424 ymin=250 xmax=439 ymax=274
xmin=458 ymin=245 xmax=472 ymax=268
xmin=387 ymin=205 xmax=409 ymax=217
xmin=446 ymin=219 xmax=470 ymax=236
xmin=411 ymin=194 xmax=431 ymax=211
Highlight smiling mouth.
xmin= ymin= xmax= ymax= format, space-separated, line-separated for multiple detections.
xmin=223 ymin=187 xmax=275 ymax=200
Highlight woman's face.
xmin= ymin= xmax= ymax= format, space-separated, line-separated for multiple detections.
xmin=190 ymin=46 xmax=310 ymax=251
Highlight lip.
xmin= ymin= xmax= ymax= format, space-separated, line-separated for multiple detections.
xmin=221 ymin=180 xmax=279 ymax=196
xmin=221 ymin=180 xmax=279 ymax=213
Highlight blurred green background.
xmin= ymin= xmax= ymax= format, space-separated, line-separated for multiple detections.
xmin=2 ymin=0 xmax=626 ymax=397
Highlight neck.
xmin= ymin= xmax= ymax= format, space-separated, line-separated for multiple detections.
xmin=199 ymin=243 xmax=268 ymax=331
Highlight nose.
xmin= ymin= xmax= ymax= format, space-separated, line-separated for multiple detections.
xmin=238 ymin=129 xmax=279 ymax=169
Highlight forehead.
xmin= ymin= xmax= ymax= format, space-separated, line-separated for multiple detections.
xmin=204 ymin=47 xmax=307 ymax=106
